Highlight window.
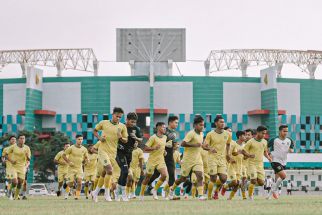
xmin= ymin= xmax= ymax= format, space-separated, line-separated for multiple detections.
xmin=304 ymin=175 xmax=308 ymax=181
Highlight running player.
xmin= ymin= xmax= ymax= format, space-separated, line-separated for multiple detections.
xmin=203 ymin=115 xmax=231 ymax=200
xmin=91 ymin=107 xmax=128 ymax=202
xmin=62 ymin=134 xmax=89 ymax=200
xmin=242 ymin=126 xmax=272 ymax=200
xmin=170 ymin=115 xmax=206 ymax=201
xmin=221 ymin=130 xmax=254 ymax=200
xmin=1 ymin=135 xmax=17 ymax=200
xmin=241 ymin=128 xmax=254 ymax=199
xmin=3 ymin=134 xmax=31 ymax=200
xmin=147 ymin=116 xmax=179 ymax=199
xmin=54 ymin=143 xmax=71 ymax=197
xmin=84 ymin=144 xmax=98 ymax=199
xmin=267 ymin=124 xmax=294 ymax=199
xmin=126 ymin=141 xmax=144 ymax=199
xmin=116 ymin=112 xmax=142 ymax=201
xmin=139 ymin=122 xmax=168 ymax=200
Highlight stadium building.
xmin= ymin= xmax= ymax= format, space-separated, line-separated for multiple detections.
xmin=1 ymin=29 xmax=322 ymax=189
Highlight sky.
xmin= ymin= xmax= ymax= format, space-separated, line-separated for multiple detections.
xmin=1 ymin=0 xmax=322 ymax=79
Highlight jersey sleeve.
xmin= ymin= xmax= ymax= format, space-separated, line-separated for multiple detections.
xmin=136 ymin=127 xmax=143 ymax=138
xmin=5 ymin=145 xmax=14 ymax=155
xmin=204 ymin=132 xmax=211 ymax=145
xmin=226 ymin=132 xmax=232 ymax=145
xmin=2 ymin=148 xmax=7 ymax=157
xmin=54 ymin=152 xmax=61 ymax=161
xmin=145 ymin=136 xmax=155 ymax=147
xmin=64 ymin=146 xmax=72 ymax=156
xmin=121 ymin=124 xmax=128 ymax=139
xmin=95 ymin=120 xmax=104 ymax=131
xmin=84 ymin=148 xmax=89 ymax=159
xmin=243 ymin=140 xmax=252 ymax=152
xmin=183 ymin=131 xmax=193 ymax=143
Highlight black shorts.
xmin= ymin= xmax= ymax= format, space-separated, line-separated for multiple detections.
xmin=271 ymin=162 xmax=286 ymax=174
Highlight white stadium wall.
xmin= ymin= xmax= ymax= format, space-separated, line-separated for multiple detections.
xmin=3 ymin=83 xmax=26 ymax=115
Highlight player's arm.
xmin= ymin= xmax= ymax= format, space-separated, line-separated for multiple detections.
xmin=54 ymin=153 xmax=66 ymax=165
xmin=264 ymin=149 xmax=272 ymax=162
xmin=25 ymin=147 xmax=31 ymax=162
xmin=242 ymin=141 xmax=252 ymax=160
xmin=225 ymin=134 xmax=232 ymax=162
xmin=93 ymin=121 xmax=106 ymax=142
xmin=289 ymin=138 xmax=295 ymax=153
xmin=118 ymin=126 xmax=128 ymax=144
xmin=62 ymin=148 xmax=74 ymax=167
xmin=139 ymin=157 xmax=144 ymax=175
xmin=4 ymin=146 xmax=16 ymax=164
xmin=144 ymin=136 xmax=160 ymax=152
xmin=130 ymin=128 xmax=143 ymax=143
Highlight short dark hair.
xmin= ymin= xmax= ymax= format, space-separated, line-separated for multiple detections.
xmin=8 ymin=135 xmax=16 ymax=141
xmin=64 ymin=142 xmax=71 ymax=146
xmin=236 ymin=130 xmax=245 ymax=139
xmin=87 ymin=144 xmax=93 ymax=148
xmin=214 ymin=115 xmax=224 ymax=123
xmin=113 ymin=107 xmax=124 ymax=114
xmin=245 ymin=128 xmax=254 ymax=135
xmin=256 ymin=125 xmax=267 ymax=132
xmin=168 ymin=116 xmax=179 ymax=124
xmin=17 ymin=134 xmax=25 ymax=139
xmin=224 ymin=126 xmax=230 ymax=130
xmin=194 ymin=115 xmax=204 ymax=125
xmin=279 ymin=124 xmax=288 ymax=131
xmin=127 ymin=112 xmax=138 ymax=120
xmin=156 ymin=122 xmax=165 ymax=128
xmin=76 ymin=134 xmax=83 ymax=139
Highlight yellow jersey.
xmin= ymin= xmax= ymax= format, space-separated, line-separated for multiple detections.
xmin=244 ymin=138 xmax=268 ymax=165
xmin=145 ymin=134 xmax=167 ymax=165
xmin=182 ymin=130 xmax=203 ymax=164
xmin=54 ymin=150 xmax=69 ymax=172
xmin=95 ymin=120 xmax=128 ymax=159
xmin=173 ymin=150 xmax=181 ymax=165
xmin=205 ymin=130 xmax=231 ymax=159
xmin=84 ymin=153 xmax=98 ymax=173
xmin=130 ymin=148 xmax=144 ymax=169
xmin=63 ymin=145 xmax=88 ymax=170
xmin=5 ymin=144 xmax=31 ymax=169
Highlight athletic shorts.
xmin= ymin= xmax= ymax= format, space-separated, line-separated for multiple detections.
xmin=181 ymin=161 xmax=203 ymax=177
xmin=58 ymin=170 xmax=68 ymax=183
xmin=98 ymin=151 xmax=121 ymax=183
xmin=208 ymin=157 xmax=227 ymax=175
xmin=271 ymin=162 xmax=286 ymax=174
xmin=248 ymin=163 xmax=265 ymax=180
xmin=67 ymin=168 xmax=83 ymax=182
xmin=145 ymin=161 xmax=167 ymax=175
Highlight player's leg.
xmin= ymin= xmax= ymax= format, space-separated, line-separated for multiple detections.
xmin=74 ymin=176 xmax=82 ymax=200
xmin=116 ymin=154 xmax=129 ymax=201
xmin=214 ymin=163 xmax=227 ymax=198
xmin=57 ymin=172 xmax=64 ymax=197
xmin=195 ymin=170 xmax=206 ymax=200
xmin=84 ymin=179 xmax=90 ymax=199
xmin=126 ymin=168 xmax=134 ymax=198
xmin=222 ymin=173 xmax=237 ymax=196
xmin=147 ymin=169 xmax=161 ymax=192
xmin=248 ymin=164 xmax=257 ymax=200
xmin=164 ymin=162 xmax=175 ymax=199
xmin=151 ymin=166 xmax=168 ymax=200
xmin=272 ymin=166 xmax=286 ymax=198
xmin=170 ymin=163 xmax=191 ymax=197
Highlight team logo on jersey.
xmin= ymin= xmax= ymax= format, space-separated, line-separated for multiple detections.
xmin=230 ymin=175 xmax=234 ymax=179
xmin=104 ymin=160 xmax=108 ymax=164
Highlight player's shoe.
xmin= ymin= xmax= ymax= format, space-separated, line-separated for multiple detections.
xmin=198 ymin=195 xmax=207 ymax=201
xmin=22 ymin=196 xmax=27 ymax=200
xmin=9 ymin=194 xmax=14 ymax=201
xmin=272 ymin=191 xmax=279 ymax=199
xmin=91 ymin=191 xmax=98 ymax=203
xmin=152 ymin=189 xmax=159 ymax=200
xmin=105 ymin=192 xmax=113 ymax=202
xmin=64 ymin=193 xmax=68 ymax=200
xmin=221 ymin=187 xmax=227 ymax=196
xmin=249 ymin=196 xmax=254 ymax=201
xmin=57 ymin=190 xmax=61 ymax=197
xmin=139 ymin=195 xmax=144 ymax=201
xmin=213 ymin=191 xmax=219 ymax=200
xmin=184 ymin=194 xmax=189 ymax=200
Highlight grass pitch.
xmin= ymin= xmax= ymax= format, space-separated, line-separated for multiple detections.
xmin=0 ymin=195 xmax=321 ymax=215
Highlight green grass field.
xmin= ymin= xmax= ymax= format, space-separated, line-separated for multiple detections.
xmin=0 ymin=195 xmax=322 ymax=215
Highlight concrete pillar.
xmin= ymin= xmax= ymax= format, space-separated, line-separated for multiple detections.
xmin=204 ymin=60 xmax=210 ymax=76
xmin=307 ymin=64 xmax=317 ymax=79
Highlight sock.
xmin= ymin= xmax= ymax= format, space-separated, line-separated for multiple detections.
xmin=104 ymin=175 xmax=112 ymax=190
xmin=75 ymin=190 xmax=80 ymax=198
xmin=191 ymin=186 xmax=196 ymax=198
xmin=154 ymin=179 xmax=164 ymax=191
xmin=229 ymin=190 xmax=236 ymax=200
xmin=84 ymin=186 xmax=89 ymax=197
xmin=65 ymin=186 xmax=70 ymax=194
xmin=248 ymin=183 xmax=255 ymax=197
xmin=242 ymin=190 xmax=246 ymax=199
xmin=140 ymin=184 xmax=147 ymax=196
xmin=274 ymin=178 xmax=283 ymax=192
xmin=164 ymin=184 xmax=170 ymax=197
xmin=224 ymin=183 xmax=229 ymax=189
xmin=14 ymin=188 xmax=20 ymax=200
xmin=203 ymin=182 xmax=208 ymax=194
xmin=171 ymin=183 xmax=178 ymax=192
xmin=215 ymin=179 xmax=222 ymax=193
xmin=207 ymin=182 xmax=214 ymax=199
xmin=197 ymin=186 xmax=204 ymax=197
